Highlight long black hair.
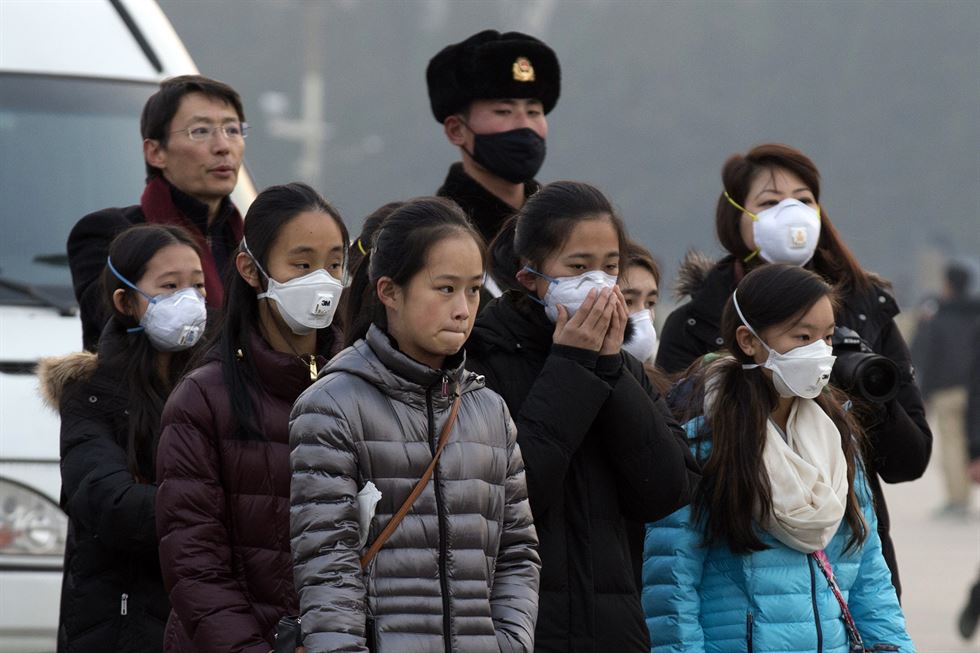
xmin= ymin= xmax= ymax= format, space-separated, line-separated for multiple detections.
xmin=688 ymin=264 xmax=867 ymax=554
xmin=489 ymin=180 xmax=629 ymax=291
xmin=344 ymin=197 xmax=485 ymax=347
xmin=100 ymin=224 xmax=202 ymax=479
xmin=212 ymin=182 xmax=348 ymax=441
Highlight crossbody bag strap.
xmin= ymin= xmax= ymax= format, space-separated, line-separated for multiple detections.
xmin=360 ymin=391 xmax=462 ymax=570
xmin=811 ymin=550 xmax=865 ymax=651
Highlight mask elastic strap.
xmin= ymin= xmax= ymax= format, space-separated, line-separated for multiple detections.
xmin=522 ymin=266 xmax=558 ymax=284
xmin=723 ymin=191 xmax=757 ymax=221
xmin=732 ymin=289 xmax=772 ymax=369
xmin=107 ymin=256 xmax=153 ymax=301
xmin=106 ymin=256 xmax=151 ymax=333
xmin=520 ymin=266 xmax=553 ymax=306
xmin=241 ymin=237 xmax=276 ymax=300
xmin=454 ymin=116 xmax=483 ymax=162
xmin=723 ymin=191 xmax=763 ymax=263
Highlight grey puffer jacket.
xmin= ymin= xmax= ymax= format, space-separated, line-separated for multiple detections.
xmin=290 ymin=325 xmax=540 ymax=653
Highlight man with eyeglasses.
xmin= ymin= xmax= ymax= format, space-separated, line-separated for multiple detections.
xmin=67 ymin=75 xmax=247 ymax=351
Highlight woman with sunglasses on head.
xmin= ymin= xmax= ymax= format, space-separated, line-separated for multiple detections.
xmin=643 ymin=263 xmax=914 ymax=653
xmin=467 ymin=180 xmax=698 ymax=653
xmin=155 ymin=183 xmax=348 ymax=653
xmin=289 ymin=197 xmax=539 ymax=652
xmin=656 ymin=144 xmax=931 ymax=596
xmin=40 ymin=224 xmax=207 ymax=653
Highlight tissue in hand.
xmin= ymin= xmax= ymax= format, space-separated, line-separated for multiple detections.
xmin=356 ymin=481 xmax=382 ymax=549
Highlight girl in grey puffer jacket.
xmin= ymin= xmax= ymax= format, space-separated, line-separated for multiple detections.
xmin=289 ymin=198 xmax=540 ymax=653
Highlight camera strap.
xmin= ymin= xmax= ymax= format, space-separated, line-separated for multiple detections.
xmin=360 ymin=391 xmax=462 ymax=570
xmin=811 ymin=550 xmax=866 ymax=651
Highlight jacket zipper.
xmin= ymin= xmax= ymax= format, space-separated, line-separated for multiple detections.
xmin=808 ymin=555 xmax=822 ymax=652
xmin=428 ymin=379 xmax=452 ymax=653
xmin=745 ymin=611 xmax=754 ymax=652
xmin=120 ymin=592 xmax=128 ymax=616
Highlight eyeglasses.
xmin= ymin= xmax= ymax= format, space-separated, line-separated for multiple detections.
xmin=171 ymin=122 xmax=249 ymax=142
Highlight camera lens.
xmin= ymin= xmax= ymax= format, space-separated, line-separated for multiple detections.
xmin=856 ymin=357 xmax=899 ymax=403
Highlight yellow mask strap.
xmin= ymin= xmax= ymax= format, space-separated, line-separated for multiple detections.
xmin=356 ymin=238 xmax=368 ymax=256
xmin=723 ymin=191 xmax=761 ymax=262
xmin=723 ymin=191 xmax=758 ymax=221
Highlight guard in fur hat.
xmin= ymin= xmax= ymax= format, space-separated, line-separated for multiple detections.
xmin=427 ymin=30 xmax=560 ymax=299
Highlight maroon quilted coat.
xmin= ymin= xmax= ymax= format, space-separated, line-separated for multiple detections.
xmin=155 ymin=327 xmax=341 ymax=653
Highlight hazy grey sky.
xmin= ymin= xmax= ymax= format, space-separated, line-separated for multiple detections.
xmin=160 ymin=0 xmax=980 ymax=304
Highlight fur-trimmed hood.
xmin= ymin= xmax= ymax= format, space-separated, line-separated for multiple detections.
xmin=673 ymin=250 xmax=717 ymax=300
xmin=37 ymin=352 xmax=98 ymax=410
xmin=672 ymin=250 xmax=892 ymax=302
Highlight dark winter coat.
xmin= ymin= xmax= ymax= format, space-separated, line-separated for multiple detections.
xmin=436 ymin=162 xmax=540 ymax=246
xmin=155 ymin=327 xmax=341 ymax=653
xmin=911 ymin=297 xmax=980 ymax=396
xmin=437 ymin=162 xmax=540 ymax=305
xmin=290 ymin=325 xmax=540 ymax=653
xmin=39 ymin=327 xmax=169 ymax=653
xmin=67 ymin=176 xmax=243 ymax=352
xmin=466 ymin=291 xmax=699 ymax=653
xmin=656 ymin=253 xmax=933 ymax=597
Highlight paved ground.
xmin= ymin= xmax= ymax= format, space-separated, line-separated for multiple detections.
xmin=884 ymin=450 xmax=980 ymax=652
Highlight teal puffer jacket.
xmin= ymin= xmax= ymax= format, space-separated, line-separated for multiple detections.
xmin=642 ymin=419 xmax=915 ymax=653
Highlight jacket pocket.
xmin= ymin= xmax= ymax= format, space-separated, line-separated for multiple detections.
xmin=745 ymin=611 xmax=754 ymax=653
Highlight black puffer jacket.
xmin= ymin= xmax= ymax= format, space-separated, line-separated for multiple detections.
xmin=467 ymin=292 xmax=699 ymax=653
xmin=39 ymin=328 xmax=169 ymax=653
xmin=657 ymin=253 xmax=933 ymax=597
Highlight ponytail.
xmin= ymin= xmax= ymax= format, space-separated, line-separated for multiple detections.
xmin=343 ymin=249 xmax=385 ymax=347
xmin=488 ymin=215 xmax=522 ymax=292
xmin=342 ymin=197 xmax=486 ymax=348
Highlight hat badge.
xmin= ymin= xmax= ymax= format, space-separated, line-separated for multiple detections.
xmin=512 ymin=56 xmax=535 ymax=82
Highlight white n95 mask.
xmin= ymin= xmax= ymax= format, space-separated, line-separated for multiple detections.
xmin=725 ymin=193 xmax=821 ymax=266
xmin=243 ymin=239 xmax=343 ymax=335
xmin=623 ymin=310 xmax=658 ymax=363
xmin=107 ymin=257 xmax=207 ymax=352
xmin=524 ymin=267 xmax=618 ymax=323
xmin=733 ymin=290 xmax=836 ymax=399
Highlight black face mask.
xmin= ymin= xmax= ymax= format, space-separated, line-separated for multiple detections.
xmin=464 ymin=126 xmax=546 ymax=184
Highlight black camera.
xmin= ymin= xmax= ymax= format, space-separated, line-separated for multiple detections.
xmin=830 ymin=326 xmax=899 ymax=403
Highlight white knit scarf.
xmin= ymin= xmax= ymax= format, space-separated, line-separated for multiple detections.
xmin=762 ymin=398 xmax=848 ymax=553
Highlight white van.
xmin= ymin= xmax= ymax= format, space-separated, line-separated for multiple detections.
xmin=0 ymin=2 xmax=255 ymax=650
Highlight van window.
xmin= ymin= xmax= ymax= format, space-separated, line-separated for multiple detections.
xmin=0 ymin=75 xmax=154 ymax=303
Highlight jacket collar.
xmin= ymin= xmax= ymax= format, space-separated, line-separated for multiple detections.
xmin=245 ymin=328 xmax=328 ymax=401
xmin=469 ymin=290 xmax=554 ymax=356
xmin=327 ymin=324 xmax=478 ymax=409
xmin=437 ymin=162 xmax=540 ymax=243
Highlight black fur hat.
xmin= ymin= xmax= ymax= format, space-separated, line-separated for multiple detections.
xmin=426 ymin=30 xmax=561 ymax=123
